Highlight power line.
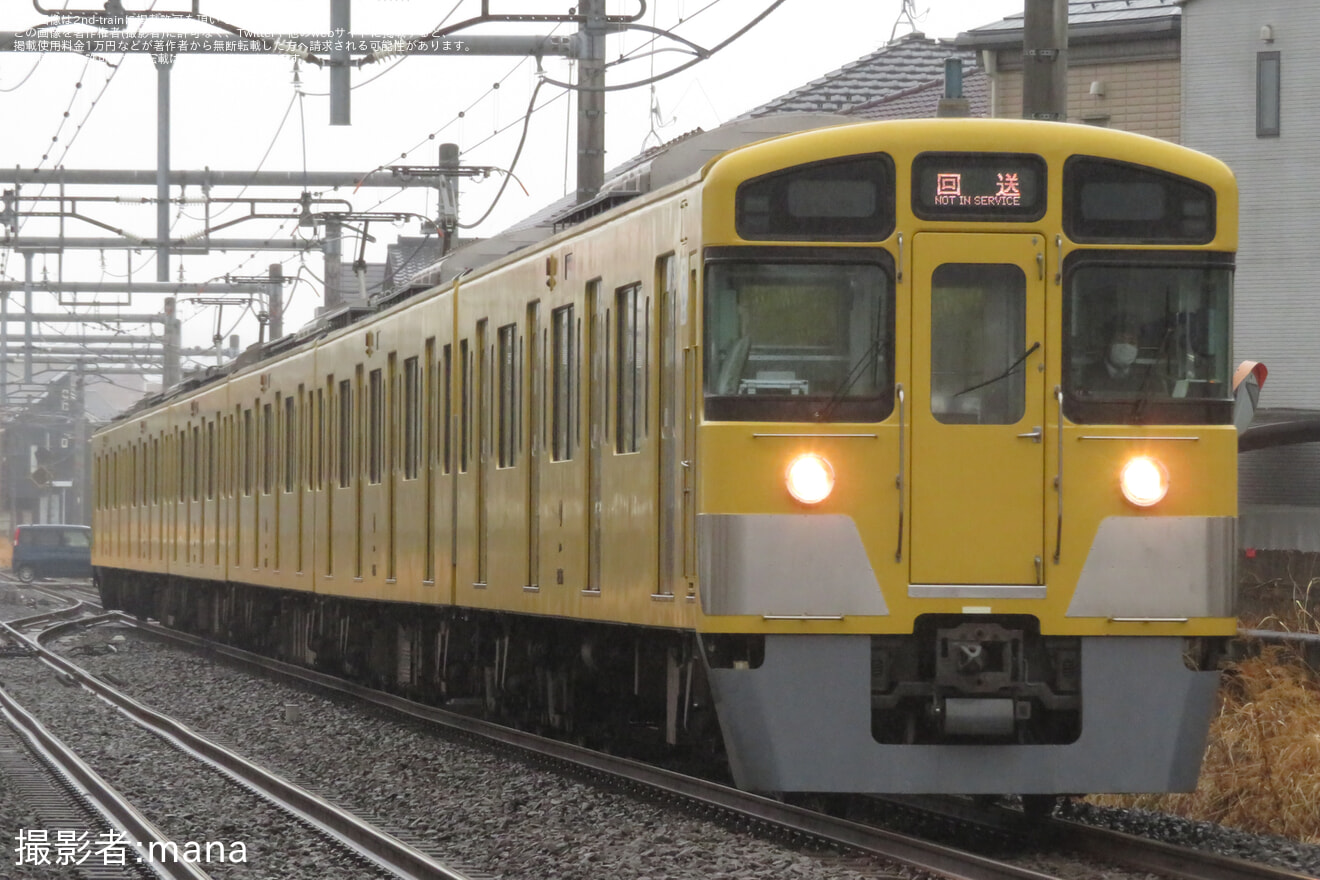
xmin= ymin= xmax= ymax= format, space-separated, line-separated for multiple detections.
xmin=459 ymin=78 xmax=546 ymax=230
xmin=538 ymin=0 xmax=790 ymax=94
xmin=0 ymin=53 xmax=44 ymax=92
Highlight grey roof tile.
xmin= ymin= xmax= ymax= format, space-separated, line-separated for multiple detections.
xmin=846 ymin=68 xmax=990 ymax=120
xmin=741 ymin=32 xmax=977 ymax=118
xmin=958 ymin=0 xmax=1180 ymax=43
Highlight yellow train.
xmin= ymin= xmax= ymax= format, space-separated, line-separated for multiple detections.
xmin=93 ymin=118 xmax=1239 ymax=797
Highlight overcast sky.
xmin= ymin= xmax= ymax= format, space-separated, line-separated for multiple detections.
xmin=0 ymin=0 xmax=1025 ymax=363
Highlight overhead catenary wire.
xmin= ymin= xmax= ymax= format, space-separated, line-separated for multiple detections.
xmin=0 ymin=54 xmax=45 ymax=92
xmin=538 ymin=0 xmax=789 ymax=94
xmin=457 ymin=77 xmax=545 ymax=231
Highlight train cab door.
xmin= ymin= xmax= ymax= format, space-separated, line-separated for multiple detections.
xmin=909 ymin=233 xmax=1047 ymax=586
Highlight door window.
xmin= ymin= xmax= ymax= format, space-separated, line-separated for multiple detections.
xmin=930 ymin=264 xmax=1027 ymax=425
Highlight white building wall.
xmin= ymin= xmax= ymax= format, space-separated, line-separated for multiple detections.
xmin=1181 ymin=0 xmax=1320 ymax=510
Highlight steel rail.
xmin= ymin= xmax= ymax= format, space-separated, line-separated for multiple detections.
xmin=107 ymin=616 xmax=1064 ymax=880
xmin=1049 ymin=817 xmax=1316 ymax=880
xmin=880 ymin=795 xmax=1315 ymax=880
xmin=5 ymin=620 xmax=476 ymax=880
xmin=0 ymin=687 xmax=212 ymax=880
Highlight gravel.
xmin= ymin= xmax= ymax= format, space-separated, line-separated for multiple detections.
xmin=0 ymin=653 xmax=397 ymax=879
xmin=12 ymin=610 xmax=1320 ymax=880
xmin=1058 ymin=799 xmax=1320 ymax=877
xmin=45 ymin=624 xmax=922 ymax=880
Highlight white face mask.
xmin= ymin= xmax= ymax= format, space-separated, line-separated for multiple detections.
xmin=1109 ymin=342 xmax=1138 ymax=367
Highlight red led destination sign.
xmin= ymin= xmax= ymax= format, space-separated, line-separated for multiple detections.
xmin=912 ymin=153 xmax=1046 ymax=221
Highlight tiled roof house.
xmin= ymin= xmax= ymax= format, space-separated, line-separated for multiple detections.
xmin=740 ymin=31 xmax=985 ymax=118
xmin=957 ymin=0 xmax=1182 ymax=139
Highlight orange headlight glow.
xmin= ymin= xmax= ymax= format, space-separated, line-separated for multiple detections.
xmin=786 ymin=453 xmax=835 ymax=505
xmin=1119 ymin=455 xmax=1169 ymax=507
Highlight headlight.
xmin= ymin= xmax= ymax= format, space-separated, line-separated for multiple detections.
xmin=1119 ymin=455 xmax=1169 ymax=507
xmin=786 ymin=453 xmax=834 ymax=505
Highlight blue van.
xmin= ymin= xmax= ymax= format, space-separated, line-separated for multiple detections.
xmin=11 ymin=524 xmax=93 ymax=582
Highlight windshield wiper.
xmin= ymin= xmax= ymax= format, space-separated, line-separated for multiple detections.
xmin=1130 ymin=325 xmax=1174 ymax=423
xmin=814 ymin=336 xmax=885 ymax=421
xmin=952 ymin=341 xmax=1040 ymax=399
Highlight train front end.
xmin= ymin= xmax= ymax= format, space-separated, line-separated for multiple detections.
xmin=692 ymin=119 xmax=1238 ymax=795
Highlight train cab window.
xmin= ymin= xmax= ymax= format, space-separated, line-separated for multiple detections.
xmin=930 ymin=264 xmax=1027 ymax=425
xmin=1063 ymin=254 xmax=1234 ymax=424
xmin=704 ymin=249 xmax=894 ymax=422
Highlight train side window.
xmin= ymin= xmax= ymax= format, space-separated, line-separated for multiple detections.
xmin=497 ymin=323 xmax=518 ymax=468
xmin=173 ymin=428 xmax=183 ymax=503
xmin=192 ymin=425 xmax=201 ymax=501
xmin=262 ymin=402 xmax=274 ymax=494
xmin=338 ymin=379 xmax=353 ymax=488
xmin=551 ymin=304 xmax=575 ymax=461
xmin=441 ymin=343 xmax=453 ymax=475
xmin=367 ymin=369 xmax=384 ymax=485
xmin=460 ymin=339 xmax=471 ymax=473
xmin=615 ymin=283 xmax=645 ymax=453
xmin=130 ymin=444 xmax=138 ymax=507
xmin=314 ymin=387 xmax=324 ymax=490
xmin=205 ymin=422 xmax=215 ymax=500
xmin=929 ymin=264 xmax=1026 ymax=425
xmin=284 ymin=396 xmax=297 ymax=493
xmin=403 ymin=356 xmax=420 ymax=480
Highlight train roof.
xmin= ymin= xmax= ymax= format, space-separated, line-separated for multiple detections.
xmin=387 ymin=113 xmax=853 ymax=298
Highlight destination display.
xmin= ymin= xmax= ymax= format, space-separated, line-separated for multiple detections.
xmin=912 ymin=153 xmax=1046 ymax=221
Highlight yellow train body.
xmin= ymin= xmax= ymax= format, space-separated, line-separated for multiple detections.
xmin=94 ymin=118 xmax=1239 ymax=795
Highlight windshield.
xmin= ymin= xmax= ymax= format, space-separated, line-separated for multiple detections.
xmin=703 ymin=258 xmax=893 ymax=422
xmin=1063 ymin=256 xmax=1233 ymax=424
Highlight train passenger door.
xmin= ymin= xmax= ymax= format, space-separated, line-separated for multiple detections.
xmin=909 ymin=233 xmax=1046 ymax=586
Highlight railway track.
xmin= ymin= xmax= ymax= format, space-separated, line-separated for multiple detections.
xmin=870 ymin=795 xmax=1315 ymax=880
xmin=1 ymin=688 xmax=207 ymax=880
xmin=17 ymin=614 xmax=1032 ymax=880
xmin=1 ymin=613 xmax=480 ymax=880
xmin=49 ymin=612 xmax=1316 ymax=880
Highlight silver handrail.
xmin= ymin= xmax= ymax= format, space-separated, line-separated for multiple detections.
xmin=1053 ymin=385 xmax=1063 ymax=564
xmin=895 ymin=384 xmax=905 ymax=563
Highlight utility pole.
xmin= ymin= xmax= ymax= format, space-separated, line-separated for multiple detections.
xmin=1022 ymin=0 xmax=1068 ymax=121
xmin=163 ymin=297 xmax=181 ymax=388
xmin=577 ymin=0 xmax=607 ymax=204
xmin=154 ymin=53 xmax=174 ymax=281
xmin=330 ymin=0 xmax=351 ymax=125
xmin=268 ymin=263 xmax=284 ymax=340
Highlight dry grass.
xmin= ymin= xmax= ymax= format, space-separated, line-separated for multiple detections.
xmin=1091 ymin=557 xmax=1320 ymax=844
